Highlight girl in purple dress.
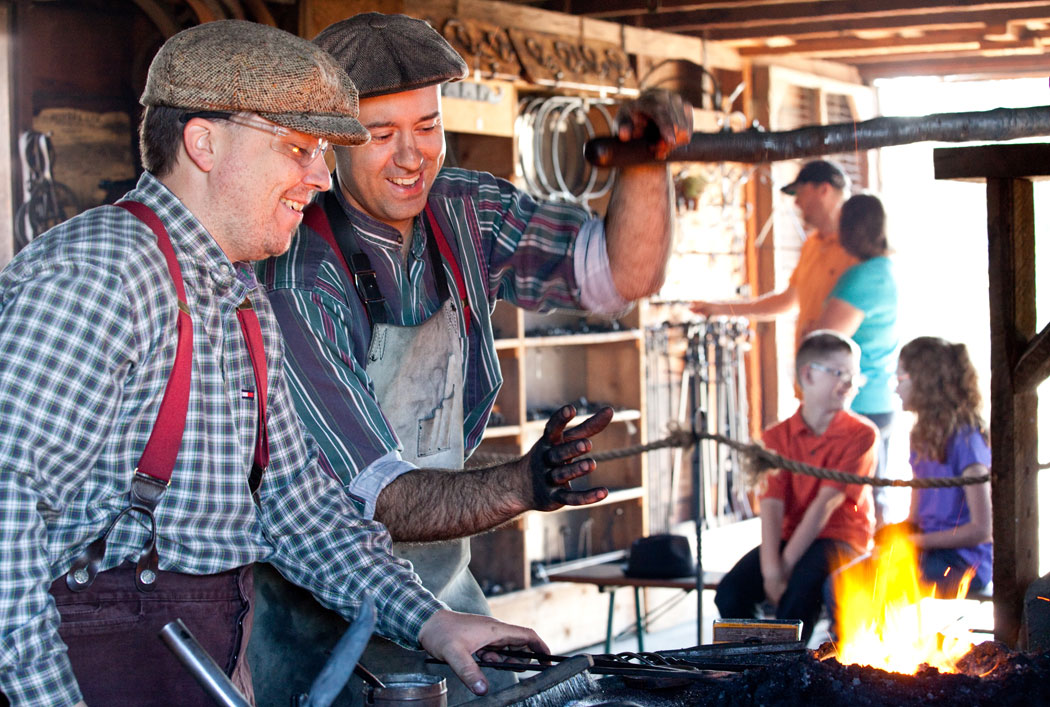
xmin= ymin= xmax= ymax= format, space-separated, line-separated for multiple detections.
xmin=890 ymin=336 xmax=992 ymax=593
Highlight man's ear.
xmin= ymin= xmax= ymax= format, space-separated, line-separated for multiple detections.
xmin=797 ymin=364 xmax=812 ymax=387
xmin=183 ymin=120 xmax=216 ymax=173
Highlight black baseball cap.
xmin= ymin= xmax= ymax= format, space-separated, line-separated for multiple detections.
xmin=780 ymin=160 xmax=849 ymax=195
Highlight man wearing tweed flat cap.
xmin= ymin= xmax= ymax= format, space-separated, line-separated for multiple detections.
xmin=255 ymin=11 xmax=691 ymax=703
xmin=0 ymin=20 xmax=545 ymax=707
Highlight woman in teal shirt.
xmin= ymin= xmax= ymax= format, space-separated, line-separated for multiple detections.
xmin=812 ymin=193 xmax=898 ymax=527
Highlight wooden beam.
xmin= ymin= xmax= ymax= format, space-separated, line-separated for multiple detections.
xmin=628 ymin=5 xmax=1050 ymax=37
xmin=1014 ymin=322 xmax=1050 ymax=393
xmin=934 ymin=144 xmax=1050 ymax=182
xmin=857 ymin=52 xmax=1050 ymax=79
xmin=986 ymin=176 xmax=1038 ymax=648
xmin=935 ymin=144 xmax=1043 ymax=647
xmin=735 ymin=31 xmax=985 ymax=59
xmin=840 ymin=44 xmax=1045 ymax=65
xmin=302 ymin=0 xmax=741 ymax=68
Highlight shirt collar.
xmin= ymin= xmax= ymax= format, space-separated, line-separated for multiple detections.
xmin=129 ymin=172 xmax=253 ymax=300
xmin=331 ymin=172 xmax=410 ymax=252
xmin=785 ymin=407 xmax=850 ymax=439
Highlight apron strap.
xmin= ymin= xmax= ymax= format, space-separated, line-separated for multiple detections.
xmin=307 ymin=192 xmax=472 ymax=338
xmin=315 ymin=191 xmax=388 ymax=329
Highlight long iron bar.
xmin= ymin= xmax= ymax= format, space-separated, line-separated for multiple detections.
xmin=585 ymin=105 xmax=1050 ymax=167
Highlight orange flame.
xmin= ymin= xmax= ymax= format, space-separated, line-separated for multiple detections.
xmin=832 ymin=527 xmax=976 ymax=674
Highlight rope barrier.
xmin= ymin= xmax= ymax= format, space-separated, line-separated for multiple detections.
xmin=471 ymin=428 xmax=991 ymax=489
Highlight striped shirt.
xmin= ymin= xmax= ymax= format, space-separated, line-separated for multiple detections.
xmin=259 ymin=167 xmax=624 ymax=517
xmin=0 ymin=173 xmax=443 ymax=707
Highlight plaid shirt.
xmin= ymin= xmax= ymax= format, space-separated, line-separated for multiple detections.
xmin=0 ymin=173 xmax=443 ymax=707
xmin=258 ymin=168 xmax=613 ymax=515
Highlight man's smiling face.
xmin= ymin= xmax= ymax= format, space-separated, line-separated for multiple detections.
xmin=335 ymin=85 xmax=445 ymax=237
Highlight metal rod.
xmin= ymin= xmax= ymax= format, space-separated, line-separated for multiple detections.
xmin=159 ymin=619 xmax=251 ymax=707
xmin=585 ymin=105 xmax=1050 ymax=167
xmin=466 ymin=655 xmax=594 ymax=707
xmin=299 ymin=595 xmax=377 ymax=707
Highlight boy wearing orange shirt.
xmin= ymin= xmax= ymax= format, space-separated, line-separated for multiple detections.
xmin=714 ymin=330 xmax=877 ymax=643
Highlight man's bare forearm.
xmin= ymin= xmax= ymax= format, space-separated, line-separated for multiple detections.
xmin=375 ymin=406 xmax=613 ymax=542
xmin=375 ymin=463 xmax=530 ymax=542
xmin=605 ymin=164 xmax=674 ymax=301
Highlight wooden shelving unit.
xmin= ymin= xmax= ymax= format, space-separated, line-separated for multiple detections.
xmin=468 ymin=301 xmax=648 ymax=597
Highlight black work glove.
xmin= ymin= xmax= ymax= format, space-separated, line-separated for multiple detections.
xmin=526 ymin=404 xmax=613 ymax=511
xmin=615 ymin=87 xmax=693 ymax=160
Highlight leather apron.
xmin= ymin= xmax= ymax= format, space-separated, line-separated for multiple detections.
xmin=358 ymin=296 xmax=515 ymax=706
xmin=249 ymin=199 xmax=511 ymax=706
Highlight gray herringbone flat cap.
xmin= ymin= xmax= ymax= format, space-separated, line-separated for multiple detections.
xmin=314 ymin=13 xmax=468 ymax=99
xmin=141 ymin=20 xmax=369 ymax=146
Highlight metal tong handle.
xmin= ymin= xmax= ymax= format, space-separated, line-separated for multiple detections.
xmin=160 ymin=619 xmax=252 ymax=707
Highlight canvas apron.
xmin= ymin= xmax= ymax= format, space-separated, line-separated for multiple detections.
xmin=249 ymin=199 xmax=510 ymax=706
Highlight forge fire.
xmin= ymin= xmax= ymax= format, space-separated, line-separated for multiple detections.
xmin=832 ymin=528 xmax=979 ymax=674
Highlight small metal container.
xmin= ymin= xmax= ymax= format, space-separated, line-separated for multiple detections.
xmin=363 ymin=673 xmax=447 ymax=707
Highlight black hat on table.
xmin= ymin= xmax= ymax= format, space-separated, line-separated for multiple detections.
xmin=313 ymin=12 xmax=469 ymax=99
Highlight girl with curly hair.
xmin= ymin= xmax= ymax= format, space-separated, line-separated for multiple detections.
xmin=893 ymin=336 xmax=992 ymax=593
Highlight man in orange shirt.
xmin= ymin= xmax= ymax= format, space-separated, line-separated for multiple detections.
xmin=714 ymin=330 xmax=876 ymax=643
xmin=692 ymin=160 xmax=856 ymax=349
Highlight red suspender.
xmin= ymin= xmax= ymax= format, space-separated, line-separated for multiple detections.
xmin=66 ymin=201 xmax=269 ymax=594
xmin=115 ymin=200 xmax=193 ymax=487
xmin=424 ymin=205 xmax=471 ymax=337
xmin=116 ymin=200 xmax=269 ymax=487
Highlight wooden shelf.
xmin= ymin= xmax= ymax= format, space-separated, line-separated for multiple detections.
xmin=521 ymin=408 xmax=641 ymax=430
xmin=542 ymin=486 xmax=645 ymax=515
xmin=470 ymin=288 xmax=647 ymax=595
xmin=522 ymin=330 xmax=642 ymax=347
xmin=483 ymin=424 xmax=521 ymax=438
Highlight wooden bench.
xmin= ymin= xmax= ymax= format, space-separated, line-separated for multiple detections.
xmin=546 ymin=562 xmax=725 ymax=652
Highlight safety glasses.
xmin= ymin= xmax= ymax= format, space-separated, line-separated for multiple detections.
xmin=809 ymin=361 xmax=867 ymax=389
xmin=182 ymin=111 xmax=329 ymax=167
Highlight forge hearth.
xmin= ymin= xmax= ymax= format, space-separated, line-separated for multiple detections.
xmin=567 ymin=642 xmax=1050 ymax=706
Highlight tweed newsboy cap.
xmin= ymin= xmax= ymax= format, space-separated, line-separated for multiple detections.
xmin=313 ymin=13 xmax=468 ymax=99
xmin=141 ymin=20 xmax=369 ymax=146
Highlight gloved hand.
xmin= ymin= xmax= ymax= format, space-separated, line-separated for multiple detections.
xmin=615 ymin=87 xmax=693 ymax=160
xmin=526 ymin=404 xmax=613 ymax=511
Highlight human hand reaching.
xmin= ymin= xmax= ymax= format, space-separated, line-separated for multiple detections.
xmin=524 ymin=404 xmax=613 ymax=512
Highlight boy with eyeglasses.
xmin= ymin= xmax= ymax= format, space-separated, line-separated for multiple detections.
xmin=714 ymin=330 xmax=877 ymax=644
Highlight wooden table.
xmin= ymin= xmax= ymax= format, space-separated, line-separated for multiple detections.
xmin=547 ymin=562 xmax=725 ymax=652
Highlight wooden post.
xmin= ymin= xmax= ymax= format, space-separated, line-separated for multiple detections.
xmin=986 ymin=176 xmax=1038 ymax=647
xmin=934 ymin=144 xmax=1049 ymax=647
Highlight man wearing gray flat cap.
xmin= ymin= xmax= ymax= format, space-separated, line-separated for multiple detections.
xmin=0 ymin=20 xmax=546 ymax=707
xmin=255 ymin=11 xmax=692 ymax=703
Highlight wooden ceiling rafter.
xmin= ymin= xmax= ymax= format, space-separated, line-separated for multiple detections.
xmin=733 ymin=29 xmax=1048 ymax=61
xmin=552 ymin=0 xmax=1050 ymax=26
xmin=524 ymin=0 xmax=1050 ymax=78
xmin=678 ymin=7 xmax=1050 ymax=42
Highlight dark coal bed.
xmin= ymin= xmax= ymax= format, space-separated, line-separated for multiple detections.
xmin=567 ymin=642 xmax=1050 ymax=706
